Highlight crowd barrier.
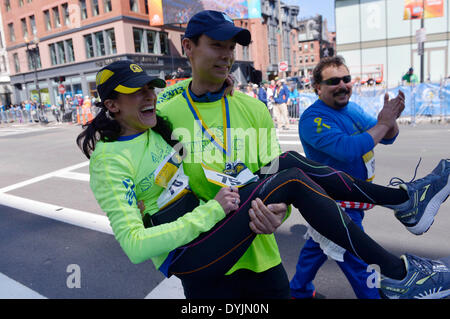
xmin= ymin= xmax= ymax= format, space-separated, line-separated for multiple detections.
xmin=0 ymin=106 xmax=100 ymax=125
xmin=288 ymin=82 xmax=450 ymax=123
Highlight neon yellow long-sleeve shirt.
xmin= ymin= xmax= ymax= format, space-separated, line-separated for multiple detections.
xmin=89 ymin=129 xmax=226 ymax=269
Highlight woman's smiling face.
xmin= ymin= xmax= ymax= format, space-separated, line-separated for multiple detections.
xmin=105 ymin=84 xmax=157 ymax=136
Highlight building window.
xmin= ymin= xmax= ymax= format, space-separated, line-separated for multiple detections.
xmin=5 ymin=0 xmax=10 ymax=11
xmin=50 ymin=39 xmax=75 ymax=65
xmin=159 ymin=32 xmax=169 ymax=55
xmin=49 ymin=43 xmax=57 ymax=65
xmin=104 ymin=0 xmax=112 ymax=12
xmin=84 ymin=34 xmax=94 ymax=58
xmin=0 ymin=56 xmax=6 ymax=72
xmin=62 ymin=3 xmax=70 ymax=26
xmin=133 ymin=28 xmax=143 ymax=52
xmin=242 ymin=45 xmax=249 ymax=61
xmin=299 ymin=56 xmax=302 ymax=64
xmin=311 ymin=55 xmax=314 ymax=63
xmin=80 ymin=0 xmax=87 ymax=19
xmin=27 ymin=47 xmax=41 ymax=70
xmin=310 ymin=43 xmax=314 ymax=49
xmin=129 ymin=0 xmax=138 ymax=12
xmin=21 ymin=18 xmax=28 ymax=39
xmin=29 ymin=15 xmax=36 ymax=35
xmin=44 ymin=10 xmax=51 ymax=30
xmin=94 ymin=31 xmax=105 ymax=56
xmin=18 ymin=0 xmax=24 ymax=7
xmin=8 ymin=23 xmax=15 ymax=42
xmin=52 ymin=6 xmax=61 ymax=28
xmin=84 ymin=30 xmax=114 ymax=58
xmin=133 ymin=28 xmax=169 ymax=55
xmin=57 ymin=41 xmax=66 ymax=64
xmin=66 ymin=39 xmax=74 ymax=62
xmin=91 ymin=0 xmax=99 ymax=16
xmin=105 ymin=28 xmax=116 ymax=54
xmin=13 ymin=53 xmax=20 ymax=72
xmin=146 ymin=30 xmax=155 ymax=53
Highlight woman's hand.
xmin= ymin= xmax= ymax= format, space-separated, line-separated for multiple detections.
xmin=223 ymin=74 xmax=236 ymax=97
xmin=214 ymin=186 xmax=240 ymax=214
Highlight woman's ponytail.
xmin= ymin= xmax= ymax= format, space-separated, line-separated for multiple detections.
xmin=76 ymin=100 xmax=121 ymax=159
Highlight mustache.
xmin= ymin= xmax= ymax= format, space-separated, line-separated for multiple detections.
xmin=333 ymin=89 xmax=350 ymax=96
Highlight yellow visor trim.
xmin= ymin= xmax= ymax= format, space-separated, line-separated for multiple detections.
xmin=114 ymin=84 xmax=141 ymax=94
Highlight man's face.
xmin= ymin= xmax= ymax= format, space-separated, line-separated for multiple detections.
xmin=316 ymin=65 xmax=352 ymax=110
xmin=184 ymin=34 xmax=236 ymax=85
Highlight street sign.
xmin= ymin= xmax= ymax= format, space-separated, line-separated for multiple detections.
xmin=58 ymin=84 xmax=66 ymax=94
xmin=416 ymin=28 xmax=426 ymax=43
xmin=278 ymin=61 xmax=288 ymax=72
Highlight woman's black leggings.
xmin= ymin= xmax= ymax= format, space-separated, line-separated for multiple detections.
xmin=167 ymin=151 xmax=408 ymax=281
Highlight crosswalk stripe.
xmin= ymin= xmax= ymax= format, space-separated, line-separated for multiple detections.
xmin=0 ymin=272 xmax=46 ymax=299
xmin=0 ymin=161 xmax=89 ymax=193
xmin=0 ymin=193 xmax=112 ymax=235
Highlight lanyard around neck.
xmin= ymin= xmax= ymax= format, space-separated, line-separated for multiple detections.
xmin=182 ymin=89 xmax=231 ymax=158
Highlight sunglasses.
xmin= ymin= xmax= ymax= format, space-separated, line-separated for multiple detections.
xmin=321 ymin=75 xmax=352 ymax=86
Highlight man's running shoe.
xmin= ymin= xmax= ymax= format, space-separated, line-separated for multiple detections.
xmin=380 ymin=254 xmax=450 ymax=299
xmin=388 ymin=159 xmax=450 ymax=235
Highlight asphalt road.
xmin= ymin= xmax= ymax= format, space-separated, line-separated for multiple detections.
xmin=0 ymin=121 xmax=449 ymax=299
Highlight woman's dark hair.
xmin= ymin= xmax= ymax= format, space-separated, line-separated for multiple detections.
xmin=312 ymin=55 xmax=348 ymax=94
xmin=76 ymin=91 xmax=184 ymax=159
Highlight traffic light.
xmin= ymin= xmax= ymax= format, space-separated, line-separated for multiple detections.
xmin=53 ymin=76 xmax=66 ymax=83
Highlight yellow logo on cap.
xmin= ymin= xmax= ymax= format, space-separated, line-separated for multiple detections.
xmin=130 ymin=64 xmax=143 ymax=73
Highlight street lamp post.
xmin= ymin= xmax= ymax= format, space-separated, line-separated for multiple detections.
xmin=25 ymin=38 xmax=42 ymax=120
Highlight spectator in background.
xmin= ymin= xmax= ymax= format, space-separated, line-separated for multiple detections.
xmin=0 ymin=103 xmax=6 ymax=123
xmin=273 ymin=79 xmax=290 ymax=130
xmin=402 ymin=67 xmax=418 ymax=85
xmin=258 ymin=81 xmax=269 ymax=107
xmin=245 ymin=84 xmax=256 ymax=98
xmin=287 ymin=85 xmax=299 ymax=119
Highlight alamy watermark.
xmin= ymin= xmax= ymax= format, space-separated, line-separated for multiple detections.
xmin=366 ymin=264 xmax=381 ymax=289
xmin=66 ymin=264 xmax=81 ymax=289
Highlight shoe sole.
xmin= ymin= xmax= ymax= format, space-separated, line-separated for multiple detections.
xmin=407 ymin=174 xmax=450 ymax=235
xmin=414 ymin=288 xmax=450 ymax=299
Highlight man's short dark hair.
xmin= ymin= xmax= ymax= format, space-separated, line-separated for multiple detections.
xmin=312 ymin=55 xmax=348 ymax=94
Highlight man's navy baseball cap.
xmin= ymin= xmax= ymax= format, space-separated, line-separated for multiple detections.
xmin=184 ymin=10 xmax=251 ymax=46
xmin=95 ymin=60 xmax=166 ymax=101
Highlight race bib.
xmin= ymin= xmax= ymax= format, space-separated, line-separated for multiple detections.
xmin=154 ymin=150 xmax=190 ymax=209
xmin=157 ymin=165 xmax=190 ymax=209
xmin=201 ymin=160 xmax=259 ymax=188
xmin=154 ymin=150 xmax=183 ymax=188
xmin=362 ymin=150 xmax=375 ymax=182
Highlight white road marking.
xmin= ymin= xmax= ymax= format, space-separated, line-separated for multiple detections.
xmin=55 ymin=171 xmax=90 ymax=182
xmin=0 ymin=161 xmax=89 ymax=193
xmin=0 ymin=126 xmax=57 ymax=137
xmin=0 ymin=272 xmax=46 ymax=299
xmin=145 ymin=276 xmax=185 ymax=299
xmin=279 ymin=140 xmax=302 ymax=145
xmin=0 ymin=193 xmax=112 ymax=235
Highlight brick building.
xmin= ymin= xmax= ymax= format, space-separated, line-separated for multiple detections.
xmin=2 ymin=0 xmax=255 ymax=105
xmin=297 ymin=15 xmax=336 ymax=79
